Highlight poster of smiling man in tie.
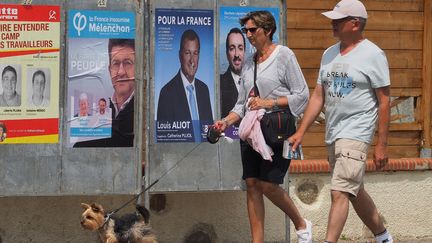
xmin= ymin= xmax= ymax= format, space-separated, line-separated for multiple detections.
xmin=155 ymin=9 xmax=214 ymax=143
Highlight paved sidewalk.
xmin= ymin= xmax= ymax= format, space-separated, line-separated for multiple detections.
xmin=337 ymin=238 xmax=432 ymax=243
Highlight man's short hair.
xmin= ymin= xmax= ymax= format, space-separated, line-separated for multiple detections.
xmin=225 ymin=27 xmax=246 ymax=54
xmin=239 ymin=10 xmax=277 ymax=41
xmin=99 ymin=98 xmax=106 ymax=104
xmin=32 ymin=70 xmax=46 ymax=85
xmin=108 ymin=39 xmax=135 ymax=64
xmin=2 ymin=65 xmax=17 ymax=80
xmin=180 ymin=29 xmax=200 ymax=52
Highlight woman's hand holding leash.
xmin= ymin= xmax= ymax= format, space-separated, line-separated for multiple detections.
xmin=207 ymin=114 xmax=240 ymax=144
xmin=207 ymin=119 xmax=231 ymax=144
xmin=213 ymin=120 xmax=227 ymax=133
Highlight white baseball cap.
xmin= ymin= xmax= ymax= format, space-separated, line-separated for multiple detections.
xmin=322 ymin=0 xmax=368 ymax=19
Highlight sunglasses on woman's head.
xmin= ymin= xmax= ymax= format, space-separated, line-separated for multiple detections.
xmin=241 ymin=27 xmax=258 ymax=34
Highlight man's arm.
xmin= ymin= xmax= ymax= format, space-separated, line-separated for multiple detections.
xmin=288 ymin=84 xmax=325 ymax=151
xmin=374 ymin=85 xmax=391 ymax=170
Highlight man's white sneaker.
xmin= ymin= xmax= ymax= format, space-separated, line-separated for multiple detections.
xmin=296 ymin=219 xmax=313 ymax=243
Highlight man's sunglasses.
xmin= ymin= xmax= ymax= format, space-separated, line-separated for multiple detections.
xmin=241 ymin=27 xmax=259 ymax=34
xmin=332 ymin=16 xmax=359 ymax=25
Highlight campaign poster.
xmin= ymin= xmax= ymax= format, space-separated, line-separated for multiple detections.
xmin=219 ymin=6 xmax=279 ymax=139
xmin=0 ymin=4 xmax=60 ymax=144
xmin=155 ymin=9 xmax=214 ymax=143
xmin=67 ymin=10 xmax=135 ymax=147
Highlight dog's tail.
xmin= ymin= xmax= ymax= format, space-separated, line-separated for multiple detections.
xmin=136 ymin=204 xmax=150 ymax=224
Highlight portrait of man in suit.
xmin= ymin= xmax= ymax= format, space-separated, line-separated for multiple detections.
xmin=220 ymin=27 xmax=246 ymax=120
xmin=157 ymin=29 xmax=213 ymax=142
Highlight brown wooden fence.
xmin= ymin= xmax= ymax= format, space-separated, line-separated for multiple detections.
xmin=286 ymin=0 xmax=432 ymax=159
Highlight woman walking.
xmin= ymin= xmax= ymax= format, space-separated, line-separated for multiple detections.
xmin=214 ymin=10 xmax=312 ymax=243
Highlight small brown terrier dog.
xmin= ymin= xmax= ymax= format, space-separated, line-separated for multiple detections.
xmin=80 ymin=202 xmax=157 ymax=243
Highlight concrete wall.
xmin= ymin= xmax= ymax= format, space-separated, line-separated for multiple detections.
xmin=0 ymin=0 xmax=143 ymax=197
xmin=0 ymin=170 xmax=431 ymax=242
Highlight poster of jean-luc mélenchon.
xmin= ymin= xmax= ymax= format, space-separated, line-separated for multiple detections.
xmin=0 ymin=4 xmax=60 ymax=144
xmin=155 ymin=9 xmax=214 ymax=143
xmin=67 ymin=10 xmax=135 ymax=147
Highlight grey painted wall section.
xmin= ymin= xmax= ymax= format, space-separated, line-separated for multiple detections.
xmin=0 ymin=0 xmax=144 ymax=196
xmin=148 ymin=0 xmax=285 ymax=192
xmin=0 ymin=0 xmax=287 ymax=196
xmin=1 ymin=172 xmax=432 ymax=242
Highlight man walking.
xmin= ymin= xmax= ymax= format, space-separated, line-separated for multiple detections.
xmin=289 ymin=1 xmax=393 ymax=242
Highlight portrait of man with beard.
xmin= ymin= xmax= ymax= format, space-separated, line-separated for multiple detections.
xmin=220 ymin=28 xmax=246 ymax=121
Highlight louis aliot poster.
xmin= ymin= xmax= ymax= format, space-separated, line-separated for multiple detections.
xmin=155 ymin=9 xmax=214 ymax=143
xmin=67 ymin=10 xmax=136 ymax=147
xmin=0 ymin=4 xmax=60 ymax=144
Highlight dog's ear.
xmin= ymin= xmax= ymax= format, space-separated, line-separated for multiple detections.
xmin=90 ymin=203 xmax=104 ymax=213
xmin=135 ymin=204 xmax=150 ymax=224
xmin=81 ymin=203 xmax=91 ymax=210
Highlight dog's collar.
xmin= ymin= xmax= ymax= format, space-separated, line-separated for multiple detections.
xmin=102 ymin=211 xmax=114 ymax=228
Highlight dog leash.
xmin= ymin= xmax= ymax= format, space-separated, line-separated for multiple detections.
xmin=103 ymin=142 xmax=204 ymax=225
xmin=101 ymin=179 xmax=159 ymax=228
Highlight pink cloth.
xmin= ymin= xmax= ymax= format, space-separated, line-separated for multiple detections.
xmin=239 ymin=109 xmax=274 ymax=161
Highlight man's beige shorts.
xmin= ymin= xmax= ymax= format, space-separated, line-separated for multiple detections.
xmin=327 ymin=138 xmax=369 ymax=197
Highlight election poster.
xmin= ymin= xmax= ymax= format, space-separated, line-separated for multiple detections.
xmin=219 ymin=6 xmax=280 ymax=139
xmin=155 ymin=9 xmax=214 ymax=143
xmin=0 ymin=4 xmax=60 ymax=144
xmin=67 ymin=10 xmax=135 ymax=147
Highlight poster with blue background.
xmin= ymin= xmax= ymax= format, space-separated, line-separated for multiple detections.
xmin=219 ymin=6 xmax=279 ymax=139
xmin=67 ymin=10 xmax=135 ymax=147
xmin=155 ymin=9 xmax=214 ymax=143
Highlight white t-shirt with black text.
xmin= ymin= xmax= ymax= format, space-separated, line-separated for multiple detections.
xmin=317 ymin=39 xmax=390 ymax=145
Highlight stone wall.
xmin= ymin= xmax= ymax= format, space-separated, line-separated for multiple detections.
xmin=0 ymin=171 xmax=431 ymax=242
